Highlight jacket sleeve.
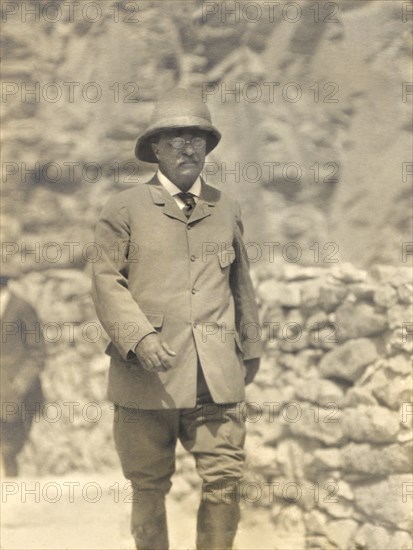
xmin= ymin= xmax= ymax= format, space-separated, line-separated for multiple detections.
xmin=230 ymin=201 xmax=262 ymax=361
xmin=91 ymin=193 xmax=156 ymax=361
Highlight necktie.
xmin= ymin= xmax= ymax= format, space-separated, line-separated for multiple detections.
xmin=177 ymin=192 xmax=196 ymax=218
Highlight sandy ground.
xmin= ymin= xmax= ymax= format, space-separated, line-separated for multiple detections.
xmin=1 ymin=473 xmax=279 ymax=550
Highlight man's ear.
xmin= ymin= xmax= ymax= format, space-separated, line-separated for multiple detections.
xmin=151 ymin=141 xmax=160 ymax=159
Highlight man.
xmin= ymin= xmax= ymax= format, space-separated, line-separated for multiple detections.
xmin=92 ymin=88 xmax=261 ymax=549
xmin=0 ymin=271 xmax=45 ymax=476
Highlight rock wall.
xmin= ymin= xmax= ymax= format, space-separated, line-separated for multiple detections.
xmin=242 ymin=262 xmax=412 ymax=550
xmin=12 ymin=262 xmax=412 ymax=549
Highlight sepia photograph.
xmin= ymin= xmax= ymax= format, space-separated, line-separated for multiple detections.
xmin=1 ymin=1 xmax=412 ymax=549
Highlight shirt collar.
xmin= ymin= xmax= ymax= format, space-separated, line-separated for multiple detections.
xmin=156 ymin=170 xmax=201 ymax=198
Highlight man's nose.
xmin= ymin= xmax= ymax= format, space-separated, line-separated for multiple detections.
xmin=182 ymin=144 xmax=197 ymax=157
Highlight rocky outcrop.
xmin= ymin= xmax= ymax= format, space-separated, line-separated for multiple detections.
xmin=2 ymin=1 xmax=412 ymax=267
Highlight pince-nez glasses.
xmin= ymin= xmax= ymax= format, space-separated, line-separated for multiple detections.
xmin=169 ymin=137 xmax=207 ymax=150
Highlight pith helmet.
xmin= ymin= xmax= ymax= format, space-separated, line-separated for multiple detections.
xmin=135 ymin=88 xmax=221 ymax=163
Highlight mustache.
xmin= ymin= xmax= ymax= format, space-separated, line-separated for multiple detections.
xmin=178 ymin=159 xmax=199 ymax=166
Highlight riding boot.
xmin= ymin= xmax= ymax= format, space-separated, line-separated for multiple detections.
xmin=131 ymin=490 xmax=169 ymax=550
xmin=196 ymin=501 xmax=240 ymax=550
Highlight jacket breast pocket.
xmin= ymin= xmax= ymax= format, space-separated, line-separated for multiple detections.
xmin=218 ymin=246 xmax=236 ymax=269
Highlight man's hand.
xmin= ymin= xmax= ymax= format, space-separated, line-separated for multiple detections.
xmin=244 ymin=358 xmax=260 ymax=385
xmin=134 ymin=333 xmax=176 ymax=373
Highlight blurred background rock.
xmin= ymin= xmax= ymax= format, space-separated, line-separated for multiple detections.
xmin=2 ymin=0 xmax=411 ymax=264
xmin=1 ymin=1 xmax=412 ymax=548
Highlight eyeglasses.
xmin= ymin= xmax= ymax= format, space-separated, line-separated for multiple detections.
xmin=169 ymin=137 xmax=207 ymax=150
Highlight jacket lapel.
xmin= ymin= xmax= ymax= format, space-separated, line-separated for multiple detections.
xmin=188 ymin=180 xmax=216 ymax=224
xmin=147 ymin=176 xmax=188 ymax=223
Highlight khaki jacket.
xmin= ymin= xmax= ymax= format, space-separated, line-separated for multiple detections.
xmin=91 ymin=176 xmax=261 ymax=409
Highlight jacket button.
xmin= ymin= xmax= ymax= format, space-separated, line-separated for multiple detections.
xmin=187 ymin=225 xmax=192 ymax=230
xmin=191 ymin=288 xmax=197 ymax=294
xmin=190 ymin=255 xmax=196 ymax=262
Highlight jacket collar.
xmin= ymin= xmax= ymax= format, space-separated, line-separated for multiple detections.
xmin=147 ymin=174 xmax=218 ymax=224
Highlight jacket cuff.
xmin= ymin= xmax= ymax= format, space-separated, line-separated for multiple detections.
xmin=125 ymin=329 xmax=158 ymax=361
xmin=241 ymin=341 xmax=263 ymax=361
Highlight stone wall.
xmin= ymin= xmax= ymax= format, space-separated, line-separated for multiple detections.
xmin=13 ymin=262 xmax=413 ymax=549
xmin=242 ymin=262 xmax=412 ymax=550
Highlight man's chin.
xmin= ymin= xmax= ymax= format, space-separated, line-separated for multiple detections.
xmin=174 ymin=168 xmax=201 ymax=187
